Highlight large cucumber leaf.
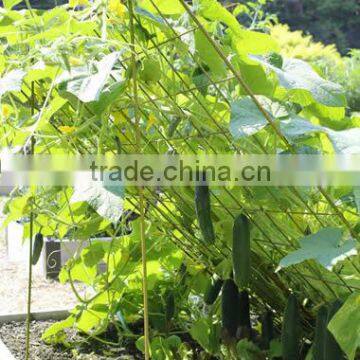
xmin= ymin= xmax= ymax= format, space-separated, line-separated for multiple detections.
xmin=71 ymin=180 xmax=124 ymax=223
xmin=251 ymin=56 xmax=346 ymax=107
xmin=328 ymin=292 xmax=360 ymax=360
xmin=56 ymin=52 xmax=121 ymax=103
xmin=278 ymin=227 xmax=357 ymax=271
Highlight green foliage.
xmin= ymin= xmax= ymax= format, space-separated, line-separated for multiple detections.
xmin=328 ymin=292 xmax=360 ymax=360
xmin=278 ymin=227 xmax=357 ymax=271
xmin=232 ymin=214 xmax=251 ymax=289
xmin=0 ymin=0 xmax=359 ymax=357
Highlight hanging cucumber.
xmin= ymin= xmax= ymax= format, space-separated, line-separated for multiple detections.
xmin=313 ymin=305 xmax=328 ymax=360
xmin=282 ymin=294 xmax=301 ymax=360
xmin=232 ymin=214 xmax=250 ymax=289
xmin=325 ymin=300 xmax=345 ymax=360
xmin=165 ymin=290 xmax=175 ymax=323
xmin=221 ymin=279 xmax=239 ymax=339
xmin=237 ymin=290 xmax=252 ymax=340
xmin=260 ymin=310 xmax=274 ymax=350
xmin=238 ymin=290 xmax=251 ymax=329
xmin=204 ymin=277 xmax=223 ymax=305
xmin=195 ymin=179 xmax=215 ymax=244
xmin=32 ymin=233 xmax=44 ymax=266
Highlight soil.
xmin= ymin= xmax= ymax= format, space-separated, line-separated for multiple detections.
xmin=0 ymin=320 xmax=142 ymax=359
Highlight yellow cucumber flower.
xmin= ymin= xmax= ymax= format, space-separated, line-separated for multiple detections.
xmin=146 ymin=114 xmax=157 ymax=131
xmin=109 ymin=0 xmax=126 ymax=18
xmin=1 ymin=104 xmax=12 ymax=118
xmin=69 ymin=56 xmax=83 ymax=67
xmin=59 ymin=126 xmax=77 ymax=135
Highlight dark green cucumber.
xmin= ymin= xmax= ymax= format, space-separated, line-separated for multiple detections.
xmin=32 ymin=233 xmax=44 ymax=266
xmin=282 ymin=294 xmax=301 ymax=360
xmin=260 ymin=310 xmax=274 ymax=350
xmin=204 ymin=277 xmax=223 ymax=305
xmin=238 ymin=290 xmax=251 ymax=329
xmin=325 ymin=300 xmax=345 ymax=360
xmin=165 ymin=291 xmax=175 ymax=323
xmin=232 ymin=214 xmax=250 ymax=289
xmin=195 ymin=180 xmax=215 ymax=244
xmin=313 ymin=305 xmax=328 ymax=360
xmin=221 ymin=279 xmax=239 ymax=338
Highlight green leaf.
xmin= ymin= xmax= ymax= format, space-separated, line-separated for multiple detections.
xmin=232 ymin=30 xmax=279 ymax=57
xmin=354 ymin=188 xmax=360 ymax=213
xmin=82 ymin=242 xmax=105 ymax=267
xmin=236 ymin=339 xmax=263 ymax=360
xmin=280 ymin=117 xmax=360 ymax=154
xmin=71 ymin=181 xmax=123 ymax=223
xmin=0 ymin=69 xmax=26 ymax=97
xmin=138 ymin=0 xmax=183 ymax=15
xmin=56 ymin=52 xmax=121 ymax=103
xmin=230 ymin=97 xmax=270 ymax=138
xmin=269 ymin=339 xmax=282 ymax=359
xmin=189 ymin=318 xmax=221 ymax=355
xmin=252 ymin=56 xmax=346 ymax=107
xmin=278 ymin=227 xmax=357 ymax=271
xmin=59 ymin=257 xmax=97 ymax=286
xmin=326 ymin=128 xmax=360 ymax=154
xmin=76 ymin=308 xmax=107 ymax=334
xmin=194 ymin=30 xmax=225 ymax=77
xmin=140 ymin=58 xmax=162 ymax=82
xmin=328 ymin=292 xmax=360 ymax=360
xmin=42 ymin=316 xmax=75 ymax=344
xmin=230 ymin=96 xmax=286 ymax=138
xmin=199 ymin=0 xmax=242 ymax=34
xmin=3 ymin=0 xmax=22 ymax=9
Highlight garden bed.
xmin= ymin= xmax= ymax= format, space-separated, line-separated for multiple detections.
xmin=0 ymin=320 xmax=142 ymax=360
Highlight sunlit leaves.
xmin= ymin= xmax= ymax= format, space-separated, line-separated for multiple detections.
xmin=71 ymin=181 xmax=124 ymax=223
xmin=2 ymin=0 xmax=22 ymax=9
xmin=252 ymin=56 xmax=346 ymax=107
xmin=56 ymin=52 xmax=122 ymax=103
xmin=230 ymin=96 xmax=286 ymax=138
xmin=42 ymin=316 xmax=75 ymax=344
xmin=194 ymin=30 xmax=226 ymax=78
xmin=278 ymin=227 xmax=357 ymax=271
xmin=109 ymin=0 xmax=127 ymax=18
xmin=0 ymin=69 xmax=26 ymax=97
xmin=138 ymin=0 xmax=183 ymax=15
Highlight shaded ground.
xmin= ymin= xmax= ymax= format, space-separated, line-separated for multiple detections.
xmin=0 ymin=321 xmax=141 ymax=359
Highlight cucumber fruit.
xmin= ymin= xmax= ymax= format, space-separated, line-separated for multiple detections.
xmin=221 ymin=279 xmax=239 ymax=338
xmin=195 ymin=179 xmax=215 ymax=244
xmin=260 ymin=310 xmax=274 ymax=350
xmin=313 ymin=305 xmax=328 ymax=360
xmin=204 ymin=277 xmax=223 ymax=305
xmin=238 ymin=290 xmax=251 ymax=329
xmin=325 ymin=300 xmax=345 ymax=360
xmin=282 ymin=294 xmax=301 ymax=360
xmin=237 ymin=289 xmax=252 ymax=340
xmin=232 ymin=214 xmax=250 ymax=289
xmin=32 ymin=233 xmax=44 ymax=266
xmin=165 ymin=291 xmax=175 ymax=323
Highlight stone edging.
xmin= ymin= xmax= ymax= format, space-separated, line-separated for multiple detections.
xmin=0 ymin=337 xmax=16 ymax=360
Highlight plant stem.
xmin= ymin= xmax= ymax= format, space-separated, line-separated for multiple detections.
xmin=127 ymin=0 xmax=150 ymax=358
xmin=25 ymin=81 xmax=36 ymax=360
